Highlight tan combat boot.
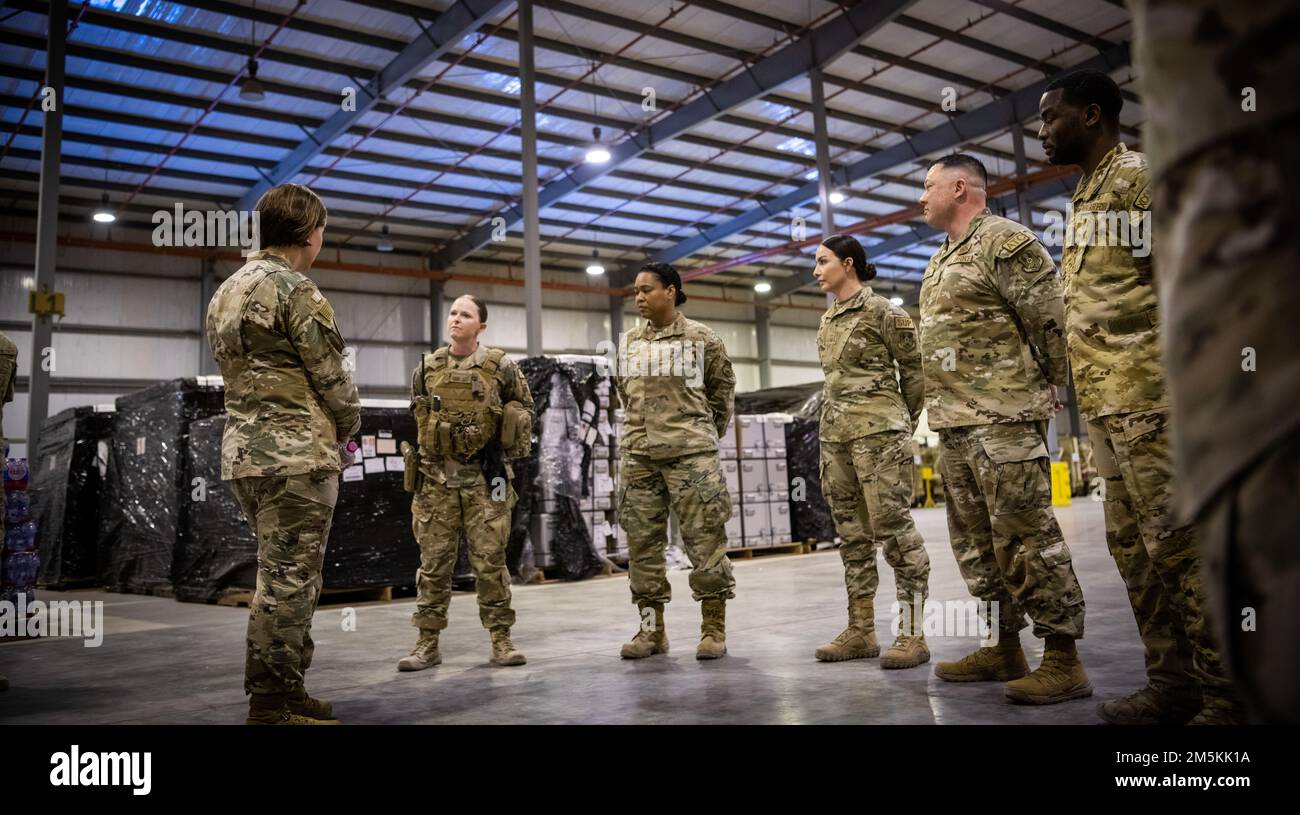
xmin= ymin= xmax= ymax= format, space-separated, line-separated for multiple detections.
xmin=815 ymin=598 xmax=879 ymax=662
xmin=881 ymin=598 xmax=930 ymax=669
xmin=397 ymin=630 xmax=442 ymax=672
xmin=1004 ymin=635 xmax=1093 ymax=704
xmin=286 ymin=686 xmax=336 ymax=721
xmin=621 ymin=603 xmax=668 ymax=659
xmin=934 ymin=635 xmax=1029 ymax=682
xmin=245 ymin=692 xmax=337 ymax=725
xmin=696 ymin=599 xmax=727 ymax=660
xmin=1098 ymin=685 xmax=1201 ymax=726
xmin=489 ymin=626 xmax=527 ymax=666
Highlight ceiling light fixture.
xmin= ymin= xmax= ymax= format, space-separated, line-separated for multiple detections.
xmin=92 ymin=191 xmax=116 ymax=223
xmin=585 ymin=126 xmax=610 ymax=164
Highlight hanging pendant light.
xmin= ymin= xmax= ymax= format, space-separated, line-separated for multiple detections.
xmin=92 ymin=191 xmax=115 ymax=223
xmin=585 ymin=126 xmax=610 ymax=164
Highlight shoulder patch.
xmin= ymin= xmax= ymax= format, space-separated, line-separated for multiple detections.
xmin=1134 ymin=189 xmax=1151 ymax=210
xmin=893 ymin=314 xmax=914 ymax=330
xmin=996 ymin=231 xmax=1033 ymax=259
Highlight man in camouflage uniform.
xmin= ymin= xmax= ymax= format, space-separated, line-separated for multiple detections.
xmin=918 ymin=154 xmax=1092 ymax=705
xmin=1039 ymin=69 xmax=1244 ymax=725
xmin=810 ymin=235 xmax=931 ymax=669
xmin=206 ymin=184 xmax=361 ymax=725
xmin=616 ymin=262 xmax=737 ymax=660
xmin=0 ymin=331 xmax=15 ymax=693
xmin=1133 ymin=0 xmax=1300 ymax=724
xmin=397 ymin=294 xmax=534 ymax=671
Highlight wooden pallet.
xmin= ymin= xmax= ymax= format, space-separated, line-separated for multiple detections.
xmin=530 ymin=558 xmax=627 ymax=585
xmin=212 ymin=585 xmax=396 ymax=608
xmin=725 ymin=540 xmax=810 ymax=559
xmin=37 ymin=577 xmax=102 ymax=592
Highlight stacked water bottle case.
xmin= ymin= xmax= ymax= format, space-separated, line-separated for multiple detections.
xmin=3 ymin=456 xmax=38 ymax=605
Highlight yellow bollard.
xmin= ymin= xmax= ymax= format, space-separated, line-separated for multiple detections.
xmin=1051 ymin=461 xmax=1072 ymax=507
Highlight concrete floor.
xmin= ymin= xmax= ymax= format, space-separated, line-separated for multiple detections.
xmin=0 ymin=501 xmax=1150 ymax=724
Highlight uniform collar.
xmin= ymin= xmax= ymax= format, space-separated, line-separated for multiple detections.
xmin=643 ymin=312 xmax=686 ymax=340
xmin=935 ymin=211 xmax=989 ymax=265
xmin=828 ymin=285 xmax=870 ymax=318
xmin=448 ymin=343 xmax=487 ymax=368
xmin=1073 ymin=142 xmax=1128 ymax=203
xmin=245 ymin=250 xmax=294 ymax=270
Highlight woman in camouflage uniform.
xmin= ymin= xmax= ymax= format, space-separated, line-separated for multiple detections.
xmin=615 ymin=263 xmax=738 ymax=660
xmin=813 ymin=235 xmax=931 ymax=669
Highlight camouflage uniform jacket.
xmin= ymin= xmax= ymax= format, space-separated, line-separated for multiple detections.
xmin=1062 ymin=143 xmax=1166 ymax=420
xmin=817 ymin=286 xmax=923 ymax=442
xmin=615 ymin=312 xmax=735 ymax=460
xmin=206 ymin=253 xmax=361 ymax=480
xmin=919 ymin=212 xmax=1069 ymax=429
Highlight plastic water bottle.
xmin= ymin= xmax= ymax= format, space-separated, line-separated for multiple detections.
xmin=1 ymin=550 xmax=39 ymax=588
xmin=4 ymin=520 xmax=36 ymax=553
xmin=2 ymin=458 xmax=29 ymax=492
xmin=5 ymin=490 xmax=31 ymax=525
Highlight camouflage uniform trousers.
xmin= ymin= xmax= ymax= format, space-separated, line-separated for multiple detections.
xmin=1158 ymin=124 xmax=1300 ymax=723
xmin=409 ymin=478 xmax=515 ymax=632
xmin=1198 ymin=429 xmax=1300 ymax=723
xmin=819 ymin=429 xmax=930 ymax=605
xmin=618 ymin=451 xmax=736 ymax=606
xmin=231 ymin=470 xmax=339 ymax=696
xmin=938 ymin=421 xmax=1086 ymax=639
xmin=1088 ymin=408 xmax=1234 ymax=704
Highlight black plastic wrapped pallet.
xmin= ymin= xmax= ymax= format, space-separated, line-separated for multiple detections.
xmin=97 ymin=378 xmax=225 ymax=594
xmin=175 ymin=409 xmax=423 ymax=601
xmin=325 ymin=407 xmax=420 ymax=590
xmin=509 ymin=356 xmax=605 ymax=581
xmin=174 ymin=415 xmax=256 ymax=602
xmin=733 ymin=382 xmax=822 ymax=417
xmin=32 ymin=407 xmax=115 ymax=588
xmin=785 ymin=417 xmax=836 ymax=543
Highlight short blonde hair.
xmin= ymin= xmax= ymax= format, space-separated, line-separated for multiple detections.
xmin=255 ymin=183 xmax=327 ymax=247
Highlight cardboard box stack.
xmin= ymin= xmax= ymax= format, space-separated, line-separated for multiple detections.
xmin=728 ymin=413 xmax=794 ymax=549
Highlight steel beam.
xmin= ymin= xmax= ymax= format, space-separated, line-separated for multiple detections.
xmin=648 ymin=44 xmax=1129 ymax=269
xmin=25 ymin=0 xmax=64 ymax=457
xmin=428 ymin=0 xmax=919 ymax=270
xmin=234 ymin=0 xmax=512 ymax=210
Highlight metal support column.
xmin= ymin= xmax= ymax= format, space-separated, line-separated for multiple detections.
xmin=1011 ymin=123 xmax=1030 ymax=224
xmin=199 ymin=258 xmax=216 ymax=374
xmin=26 ymin=0 xmax=66 ymax=456
xmin=755 ymin=306 xmax=772 ymax=390
xmin=429 ymin=278 xmax=445 ymax=348
xmin=518 ymin=0 xmax=543 ymax=357
xmin=608 ymin=293 xmax=624 ymax=345
xmin=811 ymin=67 xmax=835 ymax=305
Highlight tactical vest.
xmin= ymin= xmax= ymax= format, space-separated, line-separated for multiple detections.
xmin=415 ymin=347 xmax=506 ymax=463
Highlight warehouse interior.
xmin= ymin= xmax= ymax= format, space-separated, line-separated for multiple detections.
xmin=0 ymin=0 xmax=1241 ymax=727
